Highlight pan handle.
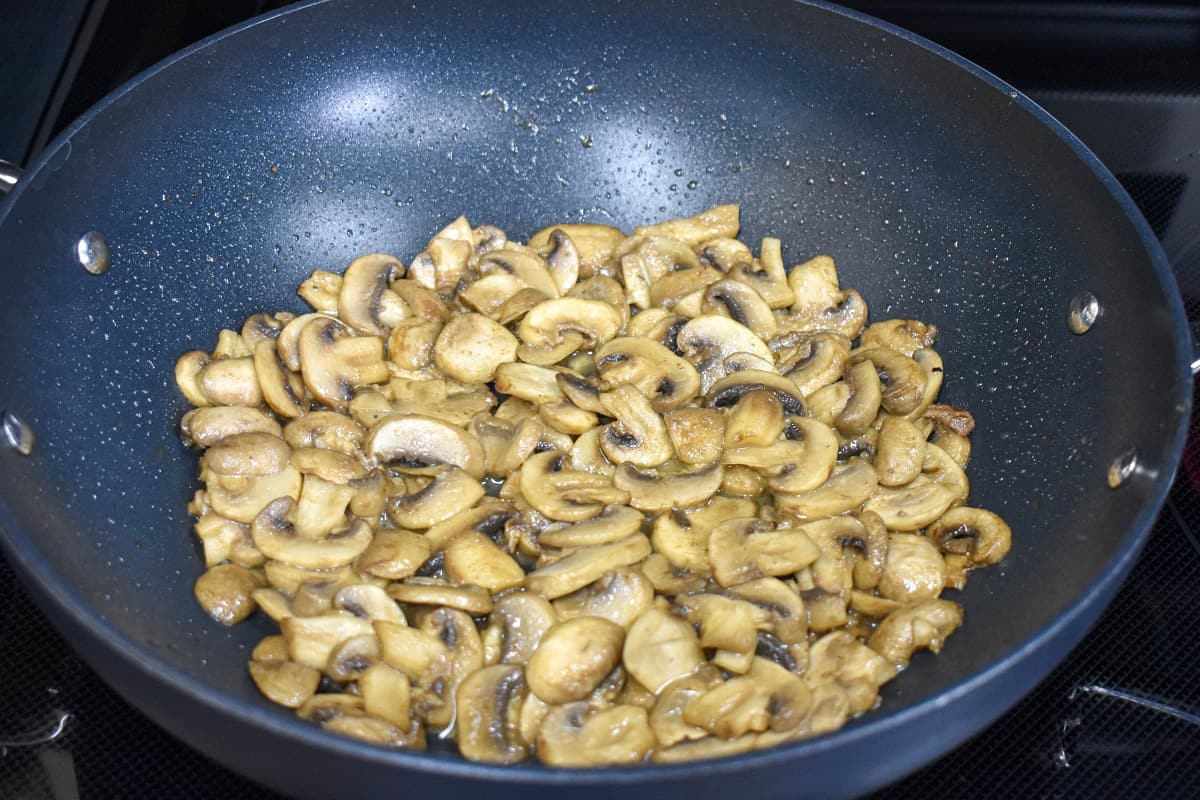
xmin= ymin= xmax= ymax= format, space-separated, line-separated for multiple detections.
xmin=0 ymin=159 xmax=21 ymax=195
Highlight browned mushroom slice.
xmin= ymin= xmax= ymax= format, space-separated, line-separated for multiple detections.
xmin=538 ymin=504 xmax=644 ymax=549
xmin=202 ymin=431 xmax=291 ymax=477
xmin=365 ymin=413 xmax=486 ymax=479
xmin=847 ymin=348 xmax=927 ymax=416
xmin=877 ymin=533 xmax=948 ymax=603
xmin=455 ymin=664 xmax=531 ymax=764
xmin=598 ymin=385 xmax=675 ymax=468
xmin=283 ymin=410 xmax=364 ymax=455
xmin=649 ymin=667 xmax=724 ymax=748
xmin=519 ymin=450 xmax=629 ymax=522
xmin=650 ymin=733 xmax=758 ymax=763
xmin=835 ymin=359 xmax=882 ymax=435
xmin=683 ymin=658 xmax=812 ymax=738
xmin=443 ymin=532 xmax=525 ymax=593
xmin=356 ymin=529 xmax=432 ymax=580
xmin=702 ymin=279 xmax=778 ymax=340
xmin=781 ymin=255 xmax=868 ymax=339
xmin=639 ymin=553 xmax=710 ymax=595
xmin=677 ymin=316 xmax=773 ymax=393
xmin=336 ymin=252 xmax=406 ymax=336
xmin=198 ymin=356 xmax=263 ymax=407
xmin=325 ymin=634 xmax=383 ymax=682
xmin=297 ymin=270 xmax=342 ymax=314
xmin=774 ymin=330 xmax=851 ymax=397
xmin=175 ymin=350 xmax=213 ymax=407
xmin=650 ymin=495 xmax=756 ymax=573
xmin=279 ymin=613 xmax=375 ymax=670
xmin=251 ymin=498 xmax=372 ymax=569
xmin=552 ymin=567 xmax=655 ymax=629
xmin=536 ymin=703 xmax=656 ymax=767
xmin=612 ymin=461 xmax=724 ymax=513
xmin=862 ymin=443 xmax=967 ymax=531
xmin=806 ymin=630 xmax=898 ymax=714
xmin=297 ymin=317 xmax=389 ymax=411
xmin=725 ymin=417 xmax=838 ymax=495
xmin=874 ymin=414 xmax=927 ymax=487
xmin=773 ymin=459 xmax=878 ymax=521
xmin=253 ymin=340 xmax=307 ymax=419
xmin=721 ymin=389 xmax=784 ymax=450
xmin=387 ymin=578 xmax=493 ymax=615
xmin=261 ymin=560 xmax=358 ymax=596
xmin=434 ymin=312 xmax=519 ymax=383
xmin=386 ymin=465 xmax=484 ymax=530
xmin=927 ymin=506 xmax=1012 ymax=568
xmin=664 ymin=406 xmax=726 ymax=466
xmin=595 ymin=337 xmax=701 ymax=413
xmin=525 ymin=617 xmax=625 ymax=704
xmin=249 ymin=659 xmax=322 ymax=708
xmin=411 ymin=606 xmax=485 ymax=729
xmin=868 ymin=599 xmax=964 ymax=667
xmin=194 ymin=563 xmax=263 ymax=625
xmin=359 ymin=663 xmax=414 ymax=731
xmin=707 ymin=518 xmax=821 ymax=588
xmin=525 ymin=534 xmax=652 ymax=600
xmin=635 ymin=204 xmax=739 ymax=246
xmin=527 ymin=223 xmax=625 ymax=279
xmin=622 ymin=607 xmax=705 ymax=693
xmin=182 ymin=406 xmax=282 ymax=448
xmin=276 ymin=313 xmax=336 ymax=371
xmin=206 ymin=464 xmax=303 ymax=524
xmin=518 ymin=297 xmax=623 ymax=355
xmin=423 ymin=498 xmax=519 ymax=551
xmin=374 ymin=620 xmax=450 ymax=685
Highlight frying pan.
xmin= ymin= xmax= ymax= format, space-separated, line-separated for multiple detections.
xmin=0 ymin=0 xmax=1190 ymax=797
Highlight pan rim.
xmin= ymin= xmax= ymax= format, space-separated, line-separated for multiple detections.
xmin=0 ymin=0 xmax=1191 ymax=788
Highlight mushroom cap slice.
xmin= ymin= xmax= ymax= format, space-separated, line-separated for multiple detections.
xmin=538 ymin=505 xmax=644 ymax=549
xmin=677 ymin=315 xmax=773 ymax=392
xmin=552 ymin=567 xmax=655 ymax=629
xmin=519 ymin=450 xmax=629 ymax=522
xmin=664 ymin=407 xmax=725 ymax=466
xmin=194 ymin=563 xmax=263 ymax=625
xmin=365 ymin=414 xmax=485 ymax=479
xmin=182 ymin=406 xmax=282 ymax=448
xmin=877 ymin=533 xmax=948 ymax=603
xmin=276 ymin=313 xmax=337 ymax=372
xmin=527 ymin=223 xmax=625 ymax=278
xmin=337 ymin=253 xmax=406 ymax=336
xmin=525 ymin=534 xmax=652 ymax=600
xmin=634 ymin=205 xmax=740 ymax=247
xmin=707 ymin=518 xmax=821 ymax=588
xmin=706 ymin=370 xmax=806 ymax=418
xmin=649 ymin=669 xmax=724 ymax=748
xmin=536 ymin=703 xmax=656 ymax=767
xmin=835 ymin=359 xmax=882 ymax=435
xmin=279 ymin=613 xmax=375 ymax=670
xmin=199 ymin=357 xmax=263 ymax=407
xmin=868 ymin=599 xmax=964 ymax=666
xmin=598 ymin=385 xmax=675 ymax=468
xmin=250 ymin=497 xmax=372 ymax=569
xmin=622 ymin=607 xmax=705 ymax=694
xmin=443 ymin=532 xmax=525 ymax=593
xmin=249 ymin=659 xmax=322 ymax=709
xmin=595 ymin=337 xmax=701 ymax=413
xmin=386 ymin=579 xmax=494 ymax=615
xmin=386 ymin=466 xmax=485 ymax=530
xmin=518 ymin=297 xmax=623 ymax=350
xmin=874 ymin=415 xmax=927 ymax=487
xmin=254 ymin=340 xmax=307 ymax=419
xmin=702 ymin=279 xmax=778 ymax=340
xmin=650 ymin=495 xmax=757 ymax=573
xmin=175 ymin=350 xmax=213 ymax=407
xmin=357 ymin=529 xmax=433 ymax=581
xmin=612 ymin=462 xmax=724 ymax=513
xmin=478 ymin=249 xmax=560 ymax=298
xmin=862 ymin=443 xmax=968 ymax=530
xmin=928 ymin=506 xmax=1012 ymax=567
xmin=297 ymin=316 xmax=389 ymax=411
xmin=526 ymin=617 xmax=625 ymax=704
xmin=724 ymin=417 xmax=838 ymax=495
xmin=773 ymin=459 xmax=878 ymax=521
xmin=434 ymin=313 xmax=518 ymax=384
xmin=455 ymin=664 xmax=531 ymax=764
xmin=283 ymin=410 xmax=365 ymax=455
xmin=202 ymin=432 xmax=291 ymax=477
xmin=848 ymin=348 xmax=927 ymax=416
xmin=207 ymin=463 xmax=302 ymax=524
xmin=777 ymin=331 xmax=852 ymax=397
xmin=484 ymin=592 xmax=558 ymax=665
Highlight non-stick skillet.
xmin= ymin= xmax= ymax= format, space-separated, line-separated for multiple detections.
xmin=0 ymin=0 xmax=1190 ymax=797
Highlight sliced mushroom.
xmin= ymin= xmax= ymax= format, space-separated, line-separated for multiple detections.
xmin=386 ymin=466 xmax=485 ymax=530
xmin=175 ymin=351 xmax=213 ymax=406
xmin=875 ymin=415 xmax=927 ymax=487
xmin=243 ymin=313 xmax=293 ymax=351
xmin=927 ymin=507 xmax=1012 ymax=568
xmin=206 ymin=464 xmax=302 ymax=524
xmin=254 ymin=340 xmax=308 ymax=419
xmin=249 ymin=659 xmax=322 ymax=708
xmin=519 ymin=450 xmax=629 ymax=522
xmin=722 ymin=389 xmax=784 ymax=450
xmin=333 ymin=584 xmax=405 ymax=625
xmin=538 ymin=504 xmax=644 ymax=549
xmin=359 ymin=662 xmax=414 ymax=730
xmin=251 ymin=498 xmax=372 ymax=569
xmin=279 ymin=613 xmax=375 ymax=670
xmin=640 ymin=553 xmax=710 ymax=596
xmin=683 ymin=658 xmax=811 ymax=737
xmin=194 ymin=563 xmax=262 ymax=625
xmin=634 ymin=205 xmax=739 ymax=247
xmin=706 ymin=370 xmax=806 ymax=418
xmin=434 ymin=313 xmax=518 ymax=383
xmin=374 ymin=619 xmax=451 ymax=684
xmin=455 ymin=664 xmax=530 ymax=764
xmin=622 ymin=607 xmax=705 ymax=693
xmin=525 ymin=534 xmax=652 ymax=600
xmin=386 ymin=579 xmax=494 ymax=616
xmin=409 ymin=233 xmax=472 ymax=295
xmin=528 ymin=223 xmax=625 ymax=279
xmin=595 ymin=337 xmax=701 ymax=413
xmin=861 ymin=443 xmax=968 ymax=531
xmin=297 ymin=317 xmax=389 ymax=411
xmin=775 ymin=331 xmax=851 ymax=397
xmin=199 ymin=356 xmax=263 ymax=407
xmin=478 ymin=249 xmax=560 ymax=298
xmin=860 ymin=319 xmax=937 ymax=357
xmin=725 ymin=236 xmax=794 ymax=309
xmin=673 ymin=593 xmax=766 ymax=654
xmin=443 ymin=531 xmax=525 ymax=593
xmin=877 ymin=533 xmax=948 ymax=603
xmin=650 ymin=495 xmax=756 ymax=573
xmin=525 ymin=617 xmax=625 ymax=704
xmin=727 ymin=578 xmax=810 ymax=654
xmin=620 ymin=235 xmax=702 ymax=308
xmin=181 ymin=406 xmax=282 ymax=448
xmin=483 ymin=592 xmax=558 ymax=665
xmin=707 ymin=518 xmax=821 ymax=588
xmin=337 ymin=253 xmax=406 ymax=335
xmin=283 ymin=410 xmax=364 ymax=455
xmin=664 ymin=407 xmax=726 ymax=466
xmin=202 ymin=432 xmax=290 ymax=476
xmin=847 ymin=348 xmax=927 ymax=416
xmin=725 ymin=417 xmax=838 ymax=495
xmin=261 ymin=560 xmax=359 ymax=596
xmin=326 ymin=634 xmax=383 ymax=682
xmin=494 ymin=363 xmax=566 ymax=406
xmin=365 ymin=414 xmax=485 ymax=479
xmin=599 ymin=384 xmax=674 ymax=468
xmin=297 ymin=270 xmax=342 ymax=314
xmin=649 ymin=668 xmax=724 ymax=747
xmin=806 ymin=630 xmax=897 ymax=713
xmin=868 ymin=599 xmax=964 ymax=666
xmin=773 ymin=459 xmax=878 ymax=521
xmin=677 ymin=315 xmax=773 ymax=393
xmin=552 ymin=567 xmax=655 ymax=629
xmin=613 ymin=462 xmax=724 ymax=513
xmin=357 ymin=529 xmax=433 ymax=580
xmin=834 ymin=359 xmax=882 ymax=435
xmin=423 ymin=499 xmax=519 ymax=551
xmin=193 ymin=512 xmax=252 ymax=567
xmin=412 ymin=606 xmax=486 ymax=728
xmin=518 ymin=297 xmax=623 ymax=354
xmin=781 ymin=255 xmax=868 ymax=339
xmin=703 ymin=279 xmax=777 ymax=340
xmin=536 ymin=703 xmax=656 ymax=767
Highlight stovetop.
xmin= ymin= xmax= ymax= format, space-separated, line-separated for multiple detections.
xmin=3 ymin=2 xmax=1199 ymax=798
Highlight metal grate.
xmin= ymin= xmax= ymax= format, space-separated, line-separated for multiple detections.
xmin=1114 ymin=171 xmax=1189 ymax=240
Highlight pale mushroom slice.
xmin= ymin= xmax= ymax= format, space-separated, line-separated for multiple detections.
xmin=805 ymin=630 xmax=897 ymax=714
xmin=672 ymin=593 xmax=768 ymax=655
xmin=250 ymin=498 xmax=372 ymax=569
xmin=364 ymin=413 xmax=486 ymax=479
xmin=175 ymin=350 xmax=213 ymax=407
xmin=612 ymin=462 xmax=724 ymax=513
xmin=779 ymin=255 xmax=868 ymax=339
xmin=202 ymin=431 xmax=291 ymax=477
xmin=517 ymin=297 xmax=623 ymax=354
xmin=494 ymin=363 xmax=566 ymax=406
xmin=800 ymin=516 xmax=884 ymax=596
xmin=598 ymin=385 xmax=675 ymax=468
xmin=283 ymin=410 xmax=365 ymax=455
xmin=862 ymin=442 xmax=968 ymax=531
xmin=538 ymin=505 xmax=644 ymax=549
xmin=875 ymin=415 xmax=927 ymax=487
xmin=650 ymin=495 xmax=756 ymax=573
xmin=527 ymin=223 xmax=625 ymax=279
xmin=835 ymin=359 xmax=882 ymax=436
xmin=702 ymin=279 xmax=778 ymax=340
xmin=622 ymin=607 xmax=706 ymax=694
xmin=358 ymin=663 xmax=414 ymax=730
xmin=478 ymin=249 xmax=560 ymax=299
xmin=649 ymin=668 xmax=724 ymax=748
xmin=386 ymin=465 xmax=485 ymax=530
xmin=434 ymin=313 xmax=518 ymax=383
xmin=683 ymin=658 xmax=812 ymax=738
xmin=525 ymin=534 xmax=652 ymax=600
xmin=194 ymin=563 xmax=263 ymax=625
xmin=705 ymin=370 xmax=806 ymax=418
xmin=774 ymin=330 xmax=851 ymax=397
xmin=254 ymin=340 xmax=308 ymax=419
xmin=519 ymin=450 xmax=629 ymax=522
xmin=525 ymin=617 xmax=626 ymax=704
xmin=326 ymin=634 xmax=384 ymax=682
xmin=443 ymin=531 xmax=525 ymax=593
xmin=676 ymin=315 xmax=773 ymax=393
xmin=386 ymin=579 xmax=494 ymax=616
xmin=536 ymin=703 xmax=656 ymax=767
xmin=206 ymin=463 xmax=303 ymax=524
xmin=634 ymin=204 xmax=740 ymax=247
xmin=337 ymin=252 xmax=407 ymax=336
xmin=181 ymin=406 xmax=282 ymax=448
xmin=619 ymin=235 xmax=702 ymax=308
xmin=357 ymin=529 xmax=433 ymax=581
xmin=410 ymin=606 xmax=485 ymax=729
xmin=455 ymin=664 xmax=531 ymax=764
xmin=297 ymin=316 xmax=389 ymax=411
xmin=707 ymin=518 xmax=821 ymax=588
xmin=199 ymin=356 xmax=263 ymax=407
xmin=536 ymin=228 xmax=582 ymax=295
xmin=483 ymin=592 xmax=558 ymax=666
xmin=594 ymin=337 xmax=701 ymax=413
xmin=386 ymin=318 xmax=442 ymax=372
xmin=726 ymin=236 xmax=794 ymax=309
xmin=868 ymin=598 xmax=964 ymax=667
xmin=552 ymin=567 xmax=655 ymax=629
xmin=724 ymin=417 xmax=838 ymax=495
xmin=877 ymin=533 xmax=948 ymax=604
xmin=249 ymin=659 xmax=322 ymax=709
xmin=773 ymin=459 xmax=878 ymax=521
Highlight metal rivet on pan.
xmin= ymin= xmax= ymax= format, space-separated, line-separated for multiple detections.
xmin=1067 ymin=292 xmax=1100 ymax=334
xmin=1107 ymin=447 xmax=1140 ymax=488
xmin=75 ymin=231 xmax=111 ymax=275
xmin=1 ymin=412 xmax=35 ymax=455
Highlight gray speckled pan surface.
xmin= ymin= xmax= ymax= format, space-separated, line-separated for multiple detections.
xmin=0 ymin=0 xmax=1190 ymax=798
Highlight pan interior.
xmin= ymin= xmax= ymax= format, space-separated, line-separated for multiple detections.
xmin=0 ymin=0 xmax=1187 ymax=775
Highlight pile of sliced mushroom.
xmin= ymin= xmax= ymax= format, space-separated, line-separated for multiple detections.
xmin=176 ymin=205 xmax=1012 ymax=766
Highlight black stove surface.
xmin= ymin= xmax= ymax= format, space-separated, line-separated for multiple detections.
xmin=3 ymin=1 xmax=1199 ymax=798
